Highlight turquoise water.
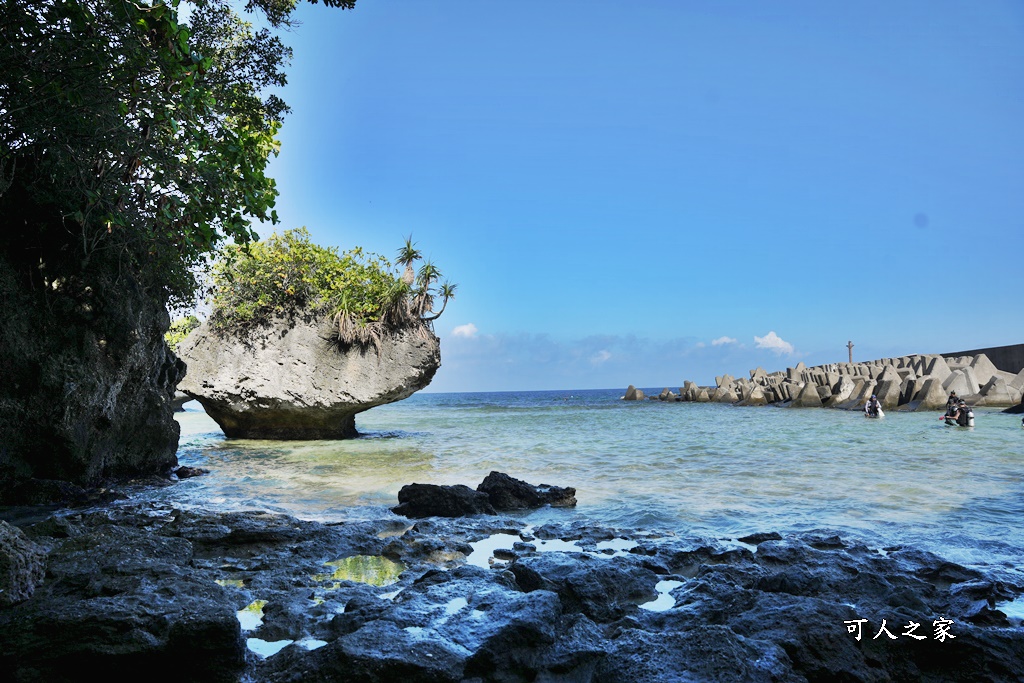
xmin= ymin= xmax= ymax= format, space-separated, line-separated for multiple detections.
xmin=160 ymin=389 xmax=1024 ymax=581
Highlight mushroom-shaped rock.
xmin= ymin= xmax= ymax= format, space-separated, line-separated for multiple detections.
xmin=177 ymin=316 xmax=440 ymax=439
xmin=477 ymin=471 xmax=577 ymax=511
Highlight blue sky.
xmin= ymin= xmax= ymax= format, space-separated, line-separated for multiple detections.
xmin=253 ymin=0 xmax=1024 ymax=392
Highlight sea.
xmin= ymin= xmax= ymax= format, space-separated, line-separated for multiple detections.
xmin=156 ymin=389 xmax=1024 ymax=585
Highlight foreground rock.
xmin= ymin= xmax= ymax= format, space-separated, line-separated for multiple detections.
xmin=1 ymin=505 xmax=1021 ymax=682
xmin=177 ymin=316 xmax=440 ymax=439
xmin=0 ymin=520 xmax=47 ymax=607
xmin=392 ymin=472 xmax=577 ymax=518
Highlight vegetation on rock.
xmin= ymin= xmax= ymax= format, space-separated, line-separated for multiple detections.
xmin=209 ymin=229 xmax=455 ymax=349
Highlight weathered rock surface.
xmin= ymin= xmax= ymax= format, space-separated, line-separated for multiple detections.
xmin=477 ymin=471 xmax=577 ymax=510
xmin=392 ymin=483 xmax=497 ymax=518
xmin=393 ymin=472 xmax=578 ymax=518
xmin=0 ymin=520 xmax=47 ymax=607
xmin=177 ymin=315 xmax=440 ymax=439
xmin=0 ymin=259 xmax=182 ymax=499
xmin=2 ymin=505 xmax=1021 ymax=683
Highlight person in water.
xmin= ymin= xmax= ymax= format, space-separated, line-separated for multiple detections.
xmin=864 ymin=394 xmax=881 ymax=418
xmin=947 ymin=400 xmax=973 ymax=427
xmin=945 ymin=391 xmax=959 ymax=416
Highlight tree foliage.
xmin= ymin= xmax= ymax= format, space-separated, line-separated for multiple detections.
xmin=165 ymin=314 xmax=201 ymax=352
xmin=209 ymin=229 xmax=456 ymax=349
xmin=210 ymin=228 xmax=398 ymax=327
xmin=207 ymin=229 xmax=456 ymax=350
xmin=0 ymin=0 xmax=354 ymax=310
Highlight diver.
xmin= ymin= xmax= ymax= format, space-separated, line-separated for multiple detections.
xmin=947 ymin=400 xmax=974 ymax=427
xmin=864 ymin=394 xmax=881 ymax=418
xmin=945 ymin=391 xmax=959 ymax=416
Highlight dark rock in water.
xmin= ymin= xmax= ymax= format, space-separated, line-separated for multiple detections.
xmin=737 ymin=531 xmax=783 ymax=545
xmin=392 ymin=483 xmax=497 ymax=518
xmin=172 ymin=465 xmax=210 ymax=480
xmin=1002 ymin=399 xmax=1024 ymax=414
xmin=477 ymin=471 xmax=577 ymax=510
xmin=2 ymin=506 xmax=1023 ymax=683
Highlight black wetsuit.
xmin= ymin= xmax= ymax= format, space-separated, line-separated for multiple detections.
xmin=956 ymin=406 xmax=971 ymax=427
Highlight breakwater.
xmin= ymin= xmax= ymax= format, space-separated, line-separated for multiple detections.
xmin=627 ymin=350 xmax=1024 ymax=411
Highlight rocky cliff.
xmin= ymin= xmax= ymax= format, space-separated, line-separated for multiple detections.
xmin=0 ymin=257 xmax=182 ymax=502
xmin=177 ymin=316 xmax=440 ymax=439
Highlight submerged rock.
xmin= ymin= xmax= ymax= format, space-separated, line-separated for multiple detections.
xmin=177 ymin=315 xmax=440 ymax=439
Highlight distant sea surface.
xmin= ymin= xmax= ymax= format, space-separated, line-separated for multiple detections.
xmin=155 ymin=389 xmax=1024 ymax=582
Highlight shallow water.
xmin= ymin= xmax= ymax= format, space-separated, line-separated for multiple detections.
xmin=157 ymin=389 xmax=1024 ymax=581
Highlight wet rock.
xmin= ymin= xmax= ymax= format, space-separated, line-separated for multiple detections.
xmin=2 ymin=506 xmax=1023 ymax=683
xmin=392 ymin=483 xmax=497 ymax=518
xmin=476 ymin=471 xmax=577 ymax=511
xmin=0 ymin=522 xmax=243 ymax=682
xmin=737 ymin=531 xmax=782 ymax=545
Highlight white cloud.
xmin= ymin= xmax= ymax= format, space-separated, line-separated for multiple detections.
xmin=754 ymin=331 xmax=794 ymax=355
xmin=452 ymin=323 xmax=478 ymax=339
xmin=711 ymin=336 xmax=737 ymax=346
xmin=590 ymin=350 xmax=612 ymax=365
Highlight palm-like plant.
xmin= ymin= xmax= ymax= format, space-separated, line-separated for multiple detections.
xmin=328 ymin=237 xmax=457 ymax=349
xmin=414 ymin=260 xmax=442 ymax=315
xmin=396 ymin=235 xmax=421 ymax=286
xmin=422 ymin=281 xmax=457 ymax=321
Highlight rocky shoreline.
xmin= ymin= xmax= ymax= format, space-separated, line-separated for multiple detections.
xmin=625 ymin=352 xmax=1024 ymax=411
xmin=3 ymin=488 xmax=1023 ymax=682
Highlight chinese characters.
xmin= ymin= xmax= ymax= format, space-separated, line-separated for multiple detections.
xmin=844 ymin=617 xmax=955 ymax=642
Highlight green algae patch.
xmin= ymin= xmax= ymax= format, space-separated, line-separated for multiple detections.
xmin=216 ymin=579 xmax=246 ymax=588
xmin=312 ymin=555 xmax=405 ymax=587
